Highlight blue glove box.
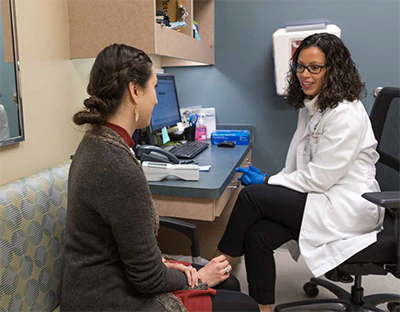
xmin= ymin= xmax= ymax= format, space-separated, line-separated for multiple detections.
xmin=211 ymin=130 xmax=250 ymax=145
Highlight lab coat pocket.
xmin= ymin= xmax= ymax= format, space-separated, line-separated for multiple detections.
xmin=349 ymin=183 xmax=381 ymax=231
xmin=364 ymin=164 xmax=377 ymax=180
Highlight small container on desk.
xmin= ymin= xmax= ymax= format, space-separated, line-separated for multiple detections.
xmin=184 ymin=125 xmax=196 ymax=141
xmin=195 ymin=115 xmax=207 ymax=141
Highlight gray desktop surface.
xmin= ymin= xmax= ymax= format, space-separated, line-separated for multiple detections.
xmin=148 ymin=142 xmax=252 ymax=199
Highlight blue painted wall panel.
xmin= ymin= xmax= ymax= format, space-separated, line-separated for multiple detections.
xmin=166 ymin=0 xmax=400 ymax=175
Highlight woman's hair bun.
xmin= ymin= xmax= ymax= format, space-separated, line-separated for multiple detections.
xmin=73 ymin=96 xmax=108 ymax=125
xmin=83 ymin=96 xmax=108 ymax=112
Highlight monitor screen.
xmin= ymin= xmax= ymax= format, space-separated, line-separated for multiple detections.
xmin=150 ymin=74 xmax=181 ymax=133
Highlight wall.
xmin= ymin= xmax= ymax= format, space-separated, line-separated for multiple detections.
xmin=0 ymin=0 xmax=175 ymax=186
xmin=166 ymin=0 xmax=400 ymax=175
xmin=0 ymin=0 xmax=398 ymax=185
xmin=0 ymin=0 xmax=92 ymax=186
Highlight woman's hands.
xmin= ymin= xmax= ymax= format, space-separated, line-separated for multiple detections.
xmin=236 ymin=166 xmax=268 ymax=186
xmin=198 ymin=255 xmax=232 ymax=287
xmin=164 ymin=262 xmax=199 ymax=288
xmin=163 ymin=255 xmax=232 ymax=288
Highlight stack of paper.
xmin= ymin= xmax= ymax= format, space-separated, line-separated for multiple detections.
xmin=180 ymin=106 xmax=216 ymax=139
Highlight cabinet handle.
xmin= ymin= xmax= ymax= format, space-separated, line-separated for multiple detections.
xmin=228 ymin=181 xmax=240 ymax=189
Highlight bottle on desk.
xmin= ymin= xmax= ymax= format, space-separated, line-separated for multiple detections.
xmin=195 ymin=115 xmax=207 ymax=141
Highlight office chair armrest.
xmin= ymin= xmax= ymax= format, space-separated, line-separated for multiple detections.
xmin=363 ymin=191 xmax=400 ymax=276
xmin=362 ymin=191 xmax=400 ymax=211
xmin=159 ymin=217 xmax=201 ymax=259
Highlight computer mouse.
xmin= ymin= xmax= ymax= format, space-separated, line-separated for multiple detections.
xmin=217 ymin=141 xmax=236 ymax=148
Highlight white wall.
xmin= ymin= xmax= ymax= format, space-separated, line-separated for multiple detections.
xmin=0 ymin=0 xmax=93 ymax=185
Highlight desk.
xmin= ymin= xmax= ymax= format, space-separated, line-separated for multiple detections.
xmin=150 ymin=126 xmax=253 ymax=259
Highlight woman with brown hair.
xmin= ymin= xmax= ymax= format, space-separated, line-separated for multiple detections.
xmin=217 ymin=33 xmax=382 ymax=312
xmin=61 ymin=43 xmax=259 ymax=312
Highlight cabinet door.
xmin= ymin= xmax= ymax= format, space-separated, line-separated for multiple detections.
xmin=68 ymin=0 xmax=156 ymax=59
xmin=68 ymin=0 xmax=215 ymax=65
xmin=157 ymin=149 xmax=253 ymax=260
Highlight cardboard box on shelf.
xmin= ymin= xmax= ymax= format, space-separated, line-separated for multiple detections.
xmin=156 ymin=0 xmax=178 ymax=22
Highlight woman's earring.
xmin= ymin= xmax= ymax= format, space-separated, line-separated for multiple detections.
xmin=135 ymin=107 xmax=139 ymax=122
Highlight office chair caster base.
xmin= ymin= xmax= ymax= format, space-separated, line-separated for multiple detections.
xmin=365 ymin=294 xmax=400 ymax=312
xmin=303 ymin=282 xmax=319 ymax=298
xmin=387 ymin=302 xmax=400 ymax=312
xmin=274 ymin=299 xmax=389 ymax=312
xmin=274 ymin=299 xmax=350 ymax=311
xmin=307 ymin=277 xmax=351 ymax=300
xmin=275 ymin=286 xmax=400 ymax=312
xmin=325 ymin=268 xmax=354 ymax=284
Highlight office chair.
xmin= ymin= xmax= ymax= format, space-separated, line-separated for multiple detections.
xmin=275 ymin=87 xmax=400 ymax=312
xmin=159 ymin=216 xmax=202 ymax=264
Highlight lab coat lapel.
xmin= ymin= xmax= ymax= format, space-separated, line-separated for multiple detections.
xmin=295 ymin=110 xmax=325 ymax=170
xmin=299 ymin=110 xmax=325 ymax=142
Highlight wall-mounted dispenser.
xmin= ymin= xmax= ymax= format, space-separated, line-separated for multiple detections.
xmin=272 ymin=19 xmax=341 ymax=96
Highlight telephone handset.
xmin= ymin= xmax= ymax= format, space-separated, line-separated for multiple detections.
xmin=135 ymin=145 xmax=180 ymax=164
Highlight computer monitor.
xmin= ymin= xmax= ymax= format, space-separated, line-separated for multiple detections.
xmin=150 ymin=74 xmax=181 ymax=133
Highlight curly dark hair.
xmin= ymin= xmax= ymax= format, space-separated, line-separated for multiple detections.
xmin=73 ymin=44 xmax=153 ymax=126
xmin=285 ymin=33 xmax=365 ymax=111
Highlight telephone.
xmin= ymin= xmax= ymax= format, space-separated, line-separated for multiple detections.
xmin=142 ymin=162 xmax=199 ymax=181
xmin=135 ymin=145 xmax=180 ymax=164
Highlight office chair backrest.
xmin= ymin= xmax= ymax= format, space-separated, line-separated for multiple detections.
xmin=370 ymin=87 xmax=400 ymax=192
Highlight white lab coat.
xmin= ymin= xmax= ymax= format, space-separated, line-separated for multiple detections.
xmin=0 ymin=104 xmax=10 ymax=142
xmin=268 ymin=99 xmax=383 ymax=277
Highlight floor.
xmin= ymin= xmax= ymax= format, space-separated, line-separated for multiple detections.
xmin=167 ymin=248 xmax=399 ymax=311
xmin=230 ymin=248 xmax=400 ymax=311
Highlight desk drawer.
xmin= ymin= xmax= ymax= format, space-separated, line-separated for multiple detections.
xmin=156 ymin=149 xmax=252 ymax=259
xmin=153 ymin=149 xmax=252 ymax=221
xmin=215 ymin=149 xmax=252 ymax=217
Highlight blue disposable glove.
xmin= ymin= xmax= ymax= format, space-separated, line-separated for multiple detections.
xmin=236 ymin=166 xmax=268 ymax=186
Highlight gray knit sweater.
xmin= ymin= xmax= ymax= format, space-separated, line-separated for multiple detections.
xmin=61 ymin=126 xmax=188 ymax=311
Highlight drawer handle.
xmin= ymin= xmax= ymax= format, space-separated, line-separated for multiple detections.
xmin=228 ymin=181 xmax=240 ymax=189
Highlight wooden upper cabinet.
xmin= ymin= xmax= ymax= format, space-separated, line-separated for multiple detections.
xmin=67 ymin=0 xmax=214 ymax=66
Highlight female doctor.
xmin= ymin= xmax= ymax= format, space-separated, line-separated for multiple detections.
xmin=217 ymin=33 xmax=382 ymax=312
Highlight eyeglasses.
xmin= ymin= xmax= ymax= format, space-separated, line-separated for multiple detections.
xmin=291 ymin=63 xmax=326 ymax=74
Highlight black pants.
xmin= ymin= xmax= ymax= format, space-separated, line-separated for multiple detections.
xmin=192 ymin=264 xmax=260 ymax=311
xmin=218 ymin=184 xmax=307 ymax=305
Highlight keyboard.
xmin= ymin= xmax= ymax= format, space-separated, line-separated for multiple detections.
xmin=168 ymin=141 xmax=209 ymax=159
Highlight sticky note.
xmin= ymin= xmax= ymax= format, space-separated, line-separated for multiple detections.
xmin=177 ymin=122 xmax=185 ymax=132
xmin=199 ymin=165 xmax=211 ymax=172
xmin=161 ymin=127 xmax=170 ymax=144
